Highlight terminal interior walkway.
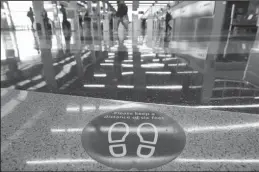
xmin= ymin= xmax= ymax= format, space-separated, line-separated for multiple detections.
xmin=1 ymin=1 xmax=259 ymax=171
xmin=1 ymin=26 xmax=259 ymax=114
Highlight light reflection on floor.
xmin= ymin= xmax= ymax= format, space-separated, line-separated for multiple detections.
xmin=1 ymin=28 xmax=259 ymax=114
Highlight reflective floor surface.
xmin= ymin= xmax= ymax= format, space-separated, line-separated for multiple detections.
xmin=1 ymin=27 xmax=259 ymax=114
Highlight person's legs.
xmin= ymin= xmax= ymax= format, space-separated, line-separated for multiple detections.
xmin=121 ymin=17 xmax=128 ymax=31
xmin=79 ymin=22 xmax=83 ymax=29
xmin=124 ymin=15 xmax=129 ymax=30
xmin=30 ymin=18 xmax=34 ymax=29
xmin=165 ymin=23 xmax=169 ymax=33
xmin=65 ymin=37 xmax=71 ymax=54
xmin=117 ymin=17 xmax=121 ymax=31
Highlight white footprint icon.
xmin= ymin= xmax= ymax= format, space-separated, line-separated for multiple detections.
xmin=137 ymin=123 xmax=158 ymax=158
xmin=108 ymin=122 xmax=129 ymax=157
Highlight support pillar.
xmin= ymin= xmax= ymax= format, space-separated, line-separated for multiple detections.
xmin=69 ymin=1 xmax=81 ymax=53
xmin=146 ymin=15 xmax=154 ymax=48
xmin=96 ymin=1 xmax=102 ymax=40
xmin=201 ymin=1 xmax=226 ymax=103
xmin=54 ymin=1 xmax=64 ymax=58
xmin=147 ymin=15 xmax=154 ymax=39
xmin=32 ymin=1 xmax=57 ymax=91
xmin=132 ymin=7 xmax=146 ymax=101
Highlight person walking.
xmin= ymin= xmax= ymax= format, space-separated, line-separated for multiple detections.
xmin=60 ymin=4 xmax=72 ymax=55
xmin=42 ymin=10 xmax=52 ymax=36
xmin=27 ymin=7 xmax=34 ymax=29
xmin=42 ymin=10 xmax=53 ymax=48
xmin=60 ymin=4 xmax=67 ymax=21
xmin=165 ymin=11 xmax=172 ymax=33
xmin=84 ymin=10 xmax=91 ymax=29
xmin=165 ymin=5 xmax=172 ymax=34
xmin=79 ymin=13 xmax=83 ymax=29
xmin=116 ymin=0 xmax=128 ymax=32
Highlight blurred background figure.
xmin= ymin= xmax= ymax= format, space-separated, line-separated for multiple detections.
xmin=116 ymin=0 xmax=128 ymax=32
xmin=79 ymin=13 xmax=83 ymax=29
xmin=35 ymin=9 xmax=52 ymax=44
xmin=42 ymin=10 xmax=52 ymax=37
xmin=60 ymin=4 xmax=67 ymax=22
xmin=84 ymin=9 xmax=91 ymax=28
xmin=165 ymin=4 xmax=172 ymax=34
xmin=60 ymin=4 xmax=72 ymax=55
xmin=27 ymin=7 xmax=34 ymax=29
xmin=110 ymin=12 xmax=115 ymax=31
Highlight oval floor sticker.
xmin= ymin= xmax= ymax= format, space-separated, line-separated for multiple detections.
xmin=81 ymin=108 xmax=186 ymax=170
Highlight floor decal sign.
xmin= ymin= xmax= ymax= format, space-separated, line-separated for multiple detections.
xmin=81 ymin=108 xmax=186 ymax=170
